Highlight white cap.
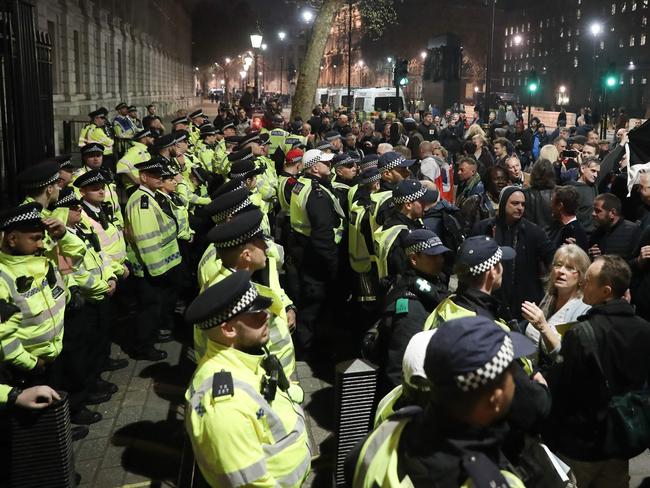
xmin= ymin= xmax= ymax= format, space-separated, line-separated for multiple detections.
xmin=402 ymin=329 xmax=437 ymax=389
xmin=303 ymin=149 xmax=335 ymax=168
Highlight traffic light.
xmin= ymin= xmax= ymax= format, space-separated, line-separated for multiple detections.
xmin=604 ymin=63 xmax=617 ymax=88
xmin=394 ymin=58 xmax=409 ymax=87
xmin=527 ymin=70 xmax=539 ymax=93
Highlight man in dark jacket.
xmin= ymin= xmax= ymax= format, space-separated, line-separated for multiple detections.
xmin=589 ymin=193 xmax=641 ymax=261
xmin=473 ymin=187 xmax=554 ymax=320
xmin=568 ymin=155 xmax=601 ymax=235
xmin=548 ymin=185 xmax=589 ymax=251
xmin=545 ymin=255 xmax=650 ymax=487
xmin=417 ymin=112 xmax=438 ymax=142
xmin=375 ymin=230 xmax=449 ymax=396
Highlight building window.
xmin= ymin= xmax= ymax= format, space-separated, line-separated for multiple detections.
xmin=574 ymin=57 xmax=579 ymax=67
xmin=600 ymin=40 xmax=605 ymax=49
xmin=642 ymin=77 xmax=647 ymax=84
xmin=567 ymin=41 xmax=571 ymax=52
xmin=527 ymin=22 xmax=531 ymax=30
xmin=612 ymin=2 xmax=617 ymax=14
xmin=576 ymin=9 xmax=581 ymax=19
xmin=630 ymin=35 xmax=636 ymax=45
xmin=644 ymin=0 xmax=649 ymax=8
xmin=575 ymin=41 xmax=580 ymax=51
xmin=539 ymin=20 xmax=543 ymax=28
xmin=631 ymin=75 xmax=635 ymax=84
xmin=561 ymin=15 xmax=565 ymax=23
xmin=568 ymin=29 xmax=572 ymax=37
xmin=505 ymin=27 xmax=509 ymax=35
xmin=560 ymin=28 xmax=564 ymax=37
xmin=515 ymin=25 xmax=519 ymax=33
xmin=633 ymin=1 xmax=638 ymax=10
xmin=620 ymin=38 xmax=625 ymax=47
xmin=642 ymin=16 xmax=647 ymax=25
xmin=642 ymin=33 xmax=647 ymax=45
xmin=539 ymin=34 xmax=543 ymax=42
xmin=511 ymin=26 xmax=514 ymax=34
xmin=576 ymin=28 xmax=580 ymax=35
xmin=622 ymin=1 xmax=627 ymax=12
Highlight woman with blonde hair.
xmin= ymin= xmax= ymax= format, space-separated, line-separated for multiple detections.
xmin=464 ymin=123 xmax=486 ymax=141
xmin=539 ymin=143 xmax=560 ymax=164
xmin=521 ymin=244 xmax=591 ymax=353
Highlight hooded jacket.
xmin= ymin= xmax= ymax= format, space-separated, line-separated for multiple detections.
xmin=472 ymin=187 xmax=554 ymax=320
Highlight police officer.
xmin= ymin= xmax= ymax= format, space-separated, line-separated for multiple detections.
xmin=113 ymin=102 xmax=136 ymax=141
xmin=373 ymin=329 xmax=436 ymax=427
xmin=124 ymin=159 xmax=181 ymax=360
xmin=323 ymin=130 xmax=344 ymax=153
xmin=229 ymin=157 xmax=269 ymax=213
xmin=374 ymin=179 xmax=435 ymax=280
xmin=0 ymin=204 xmax=68 ymax=385
xmin=289 ymin=149 xmax=345 ymax=359
xmin=184 ymin=270 xmax=310 ymax=487
xmin=195 ymin=124 xmax=219 ymax=172
xmin=348 ymin=316 xmax=535 ymax=488
xmin=56 ymin=154 xmax=75 ymax=188
xmin=116 ymin=128 xmax=154 ymax=191
xmin=266 ymin=114 xmax=289 ymax=156
xmin=52 ymin=188 xmax=116 ymax=423
xmin=74 ymin=143 xmax=124 ymax=230
xmin=196 ymin=210 xmax=297 ymax=381
xmin=373 ymin=229 xmax=449 ymax=396
xmin=237 ymin=133 xmax=278 ymax=209
xmin=187 ymin=109 xmax=205 ymax=147
xmin=277 ymin=149 xmax=303 ymax=215
xmin=330 ymin=153 xmax=359 ymax=209
xmin=371 ymin=151 xmax=415 ymax=233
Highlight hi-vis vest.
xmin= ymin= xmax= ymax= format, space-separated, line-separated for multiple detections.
xmin=374 ymin=384 xmax=403 ymax=428
xmin=353 ymin=413 xmax=525 ymax=488
xmin=268 ymin=128 xmax=289 ymax=156
xmin=290 ymin=176 xmax=345 ymax=244
xmin=424 ymin=296 xmax=534 ymax=375
xmin=369 ymin=190 xmax=392 ymax=235
xmin=373 ymin=224 xmax=408 ymax=279
xmin=348 ymin=187 xmax=376 ymax=274
xmin=277 ymin=175 xmax=292 ymax=212
xmin=186 ymin=342 xmax=310 ymax=488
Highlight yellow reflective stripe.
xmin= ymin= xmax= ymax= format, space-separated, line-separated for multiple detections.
xmin=1 ymin=338 xmax=21 ymax=357
xmin=354 ymin=419 xmax=402 ymax=486
xmin=214 ymin=458 xmax=267 ymax=487
xmin=146 ymin=251 xmax=181 ymax=273
xmin=22 ymin=320 xmax=64 ymax=346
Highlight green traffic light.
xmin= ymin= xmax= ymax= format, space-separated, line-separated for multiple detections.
xmin=528 ymin=82 xmax=538 ymax=93
xmin=606 ymin=76 xmax=616 ymax=87
xmin=399 ymin=77 xmax=409 ymax=86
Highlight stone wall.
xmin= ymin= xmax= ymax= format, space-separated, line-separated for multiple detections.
xmin=34 ymin=0 xmax=199 ymax=150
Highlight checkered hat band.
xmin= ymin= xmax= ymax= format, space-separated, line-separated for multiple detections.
xmin=334 ymin=156 xmax=354 ymax=167
xmin=383 ymin=156 xmax=406 ymax=172
xmin=405 ymin=237 xmax=443 ymax=255
xmin=455 ymin=336 xmax=514 ymax=392
xmin=2 ymin=207 xmax=42 ymax=228
xmin=59 ymin=160 xmax=74 ymax=169
xmin=359 ymin=161 xmax=378 ymax=170
xmin=393 ymin=186 xmax=426 ymax=205
xmin=304 ymin=155 xmax=321 ymax=168
xmin=55 ymin=192 xmax=79 ymax=207
xmin=469 ymin=248 xmax=502 ymax=276
xmin=361 ymin=173 xmax=381 ymax=185
xmin=196 ymin=284 xmax=259 ymax=329
xmin=83 ymin=144 xmax=103 ymax=154
xmin=22 ymin=172 xmax=60 ymax=189
xmin=78 ymin=173 xmax=105 ymax=187
xmin=214 ymin=197 xmax=252 ymax=224
xmin=139 ymin=163 xmax=164 ymax=172
xmin=214 ymin=222 xmax=263 ymax=248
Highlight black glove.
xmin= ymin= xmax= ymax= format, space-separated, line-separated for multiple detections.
xmin=0 ymin=299 xmax=20 ymax=323
xmin=67 ymin=286 xmax=85 ymax=311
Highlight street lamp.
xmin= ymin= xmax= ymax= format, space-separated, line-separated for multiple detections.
xmin=590 ymin=21 xmax=603 ymax=104
xmin=514 ymin=35 xmax=522 ymax=46
xmin=278 ymin=31 xmax=286 ymax=95
xmin=302 ymin=10 xmax=314 ymax=23
xmin=559 ymin=85 xmax=566 ymax=93
xmin=590 ymin=22 xmax=603 ymax=36
xmin=278 ymin=31 xmax=286 ymax=41
xmin=250 ymin=34 xmax=263 ymax=100
xmin=420 ymin=51 xmax=427 ymax=60
xmin=387 ymin=57 xmax=393 ymax=64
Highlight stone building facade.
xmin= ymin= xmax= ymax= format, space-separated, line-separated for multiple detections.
xmin=34 ymin=0 xmax=197 ymax=150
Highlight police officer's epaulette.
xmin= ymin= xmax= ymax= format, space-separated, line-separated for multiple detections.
xmin=292 ymin=181 xmax=304 ymax=195
xmin=0 ymin=298 xmax=20 ymax=323
xmin=212 ymin=370 xmax=234 ymax=398
xmin=140 ymin=194 xmax=149 ymax=209
xmin=387 ymin=405 xmax=422 ymax=421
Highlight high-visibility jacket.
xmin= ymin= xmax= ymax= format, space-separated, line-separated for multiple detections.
xmin=125 ymin=186 xmax=181 ymax=277
xmin=159 ymin=191 xmax=193 ymax=241
xmin=348 ymin=187 xmax=377 ymax=274
xmin=176 ymin=179 xmax=211 ymax=211
xmin=268 ymin=128 xmax=289 ymax=156
xmin=197 ymin=144 xmax=216 ymax=173
xmin=256 ymin=155 xmax=279 ymax=208
xmin=277 ymin=175 xmax=292 ymax=212
xmin=424 ymin=296 xmax=534 ymax=375
xmin=0 ymin=252 xmax=67 ymax=371
xmin=81 ymin=206 xmax=127 ymax=278
xmin=189 ymin=124 xmax=201 ymax=147
xmin=112 ymin=115 xmax=136 ymax=140
xmin=369 ymin=190 xmax=392 ymax=236
xmin=212 ymin=140 xmax=228 ymax=175
xmin=85 ymin=124 xmax=114 ymax=155
xmin=116 ymin=141 xmax=151 ymax=190
xmin=289 ymin=176 xmax=345 ymax=244
xmin=185 ymin=340 xmax=311 ymax=487
xmin=373 ymin=385 xmax=403 ymax=428
xmin=78 ymin=123 xmax=93 ymax=147
xmin=373 ymin=224 xmax=408 ymax=280
xmin=283 ymin=135 xmax=307 ymax=155
xmin=62 ymin=222 xmax=115 ymax=301
xmin=352 ymin=414 xmax=525 ymax=488
xmin=73 ymin=166 xmax=124 ymax=230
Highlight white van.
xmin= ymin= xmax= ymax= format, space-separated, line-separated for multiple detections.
xmin=353 ymin=87 xmax=405 ymax=113
xmin=315 ymin=88 xmax=355 ymax=109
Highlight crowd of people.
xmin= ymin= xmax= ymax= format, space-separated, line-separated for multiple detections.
xmin=1 ymin=94 xmax=650 ymax=487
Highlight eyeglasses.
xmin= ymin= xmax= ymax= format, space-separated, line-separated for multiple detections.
xmin=553 ymin=262 xmax=578 ymax=273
